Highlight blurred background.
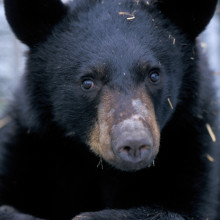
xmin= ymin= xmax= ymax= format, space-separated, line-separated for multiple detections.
xmin=0 ymin=0 xmax=220 ymax=115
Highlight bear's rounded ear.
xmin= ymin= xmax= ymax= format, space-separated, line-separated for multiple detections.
xmin=155 ymin=0 xmax=218 ymax=39
xmin=4 ymin=0 xmax=68 ymax=47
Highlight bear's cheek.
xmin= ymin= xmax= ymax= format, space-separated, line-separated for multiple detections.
xmin=87 ymin=88 xmax=160 ymax=171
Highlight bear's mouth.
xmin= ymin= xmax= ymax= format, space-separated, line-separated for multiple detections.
xmin=108 ymin=153 xmax=157 ymax=171
xmin=87 ymin=87 xmax=160 ymax=171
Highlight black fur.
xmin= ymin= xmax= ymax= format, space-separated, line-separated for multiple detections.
xmin=0 ymin=0 xmax=219 ymax=219
xmin=3 ymin=0 xmax=67 ymax=46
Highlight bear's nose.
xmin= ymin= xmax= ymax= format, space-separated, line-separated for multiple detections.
xmin=111 ymin=114 xmax=155 ymax=168
xmin=113 ymin=137 xmax=152 ymax=163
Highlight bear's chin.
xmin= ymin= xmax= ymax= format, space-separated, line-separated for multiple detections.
xmin=108 ymin=156 xmax=156 ymax=172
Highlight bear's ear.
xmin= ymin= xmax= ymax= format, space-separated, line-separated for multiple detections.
xmin=4 ymin=0 xmax=67 ymax=47
xmin=155 ymin=0 xmax=218 ymax=38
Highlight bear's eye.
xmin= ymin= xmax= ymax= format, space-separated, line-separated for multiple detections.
xmin=81 ymin=79 xmax=95 ymax=91
xmin=149 ymin=71 xmax=160 ymax=83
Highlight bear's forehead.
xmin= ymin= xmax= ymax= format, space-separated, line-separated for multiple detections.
xmin=48 ymin=2 xmax=168 ymax=59
xmin=32 ymin=0 xmax=182 ymax=78
xmin=64 ymin=0 xmax=163 ymax=37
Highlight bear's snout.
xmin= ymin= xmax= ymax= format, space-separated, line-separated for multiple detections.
xmin=87 ymin=88 xmax=160 ymax=171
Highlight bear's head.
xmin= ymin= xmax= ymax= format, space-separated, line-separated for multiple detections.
xmin=4 ymin=0 xmax=217 ymax=171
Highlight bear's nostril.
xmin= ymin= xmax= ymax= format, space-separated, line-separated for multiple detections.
xmin=120 ymin=146 xmax=131 ymax=153
xmin=140 ymin=145 xmax=151 ymax=151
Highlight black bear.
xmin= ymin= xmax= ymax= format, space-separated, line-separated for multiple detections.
xmin=0 ymin=0 xmax=219 ymax=219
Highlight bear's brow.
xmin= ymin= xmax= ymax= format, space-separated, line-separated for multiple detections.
xmin=84 ymin=65 xmax=107 ymax=78
xmin=134 ymin=61 xmax=153 ymax=76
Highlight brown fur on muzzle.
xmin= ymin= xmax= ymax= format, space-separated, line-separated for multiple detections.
xmin=87 ymin=87 xmax=160 ymax=171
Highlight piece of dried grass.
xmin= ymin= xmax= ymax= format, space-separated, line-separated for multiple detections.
xmin=0 ymin=117 xmax=11 ymax=129
xmin=206 ymin=123 xmax=216 ymax=142
xmin=118 ymin=11 xmax=135 ymax=20
xmin=206 ymin=154 xmax=215 ymax=162
xmin=167 ymin=98 xmax=173 ymax=110
xmin=97 ymin=158 xmax=104 ymax=169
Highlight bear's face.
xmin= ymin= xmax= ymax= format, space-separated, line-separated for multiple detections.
xmin=5 ymin=0 xmax=216 ymax=171
xmin=26 ymin=0 xmax=184 ymax=171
